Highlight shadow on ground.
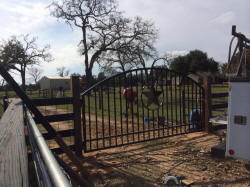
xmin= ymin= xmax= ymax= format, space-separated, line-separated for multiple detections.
xmin=77 ymin=132 xmax=250 ymax=186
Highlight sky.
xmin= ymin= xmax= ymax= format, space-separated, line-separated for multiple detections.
xmin=0 ymin=0 xmax=249 ymax=83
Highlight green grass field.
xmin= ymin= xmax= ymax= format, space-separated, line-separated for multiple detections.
xmin=0 ymin=83 xmax=229 ymax=120
xmin=81 ymin=85 xmax=203 ymax=123
xmin=49 ymin=85 xmax=204 ymax=124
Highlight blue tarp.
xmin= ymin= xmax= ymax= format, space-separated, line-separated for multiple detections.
xmin=189 ymin=109 xmax=201 ymax=128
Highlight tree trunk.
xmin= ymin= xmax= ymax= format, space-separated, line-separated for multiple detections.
xmin=21 ymin=71 xmax=26 ymax=91
xmin=85 ymin=69 xmax=93 ymax=88
xmin=5 ymin=85 xmax=8 ymax=97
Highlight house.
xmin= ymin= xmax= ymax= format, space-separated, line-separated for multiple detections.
xmin=171 ymin=76 xmax=182 ymax=86
xmin=170 ymin=72 xmax=206 ymax=86
xmin=38 ymin=76 xmax=71 ymax=90
xmin=187 ymin=73 xmax=203 ymax=84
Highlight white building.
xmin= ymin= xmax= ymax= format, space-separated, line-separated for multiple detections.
xmin=38 ymin=76 xmax=71 ymax=90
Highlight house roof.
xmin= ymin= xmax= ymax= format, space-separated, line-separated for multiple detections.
xmin=42 ymin=76 xmax=71 ymax=80
xmin=187 ymin=73 xmax=203 ymax=83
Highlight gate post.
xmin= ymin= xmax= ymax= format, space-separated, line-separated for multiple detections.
xmin=3 ymin=95 xmax=8 ymax=111
xmin=71 ymin=76 xmax=83 ymax=156
xmin=203 ymin=76 xmax=212 ymax=132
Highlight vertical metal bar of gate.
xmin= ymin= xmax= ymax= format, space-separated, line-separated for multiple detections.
xmin=145 ymin=70 xmax=150 ymax=140
xmin=113 ymin=77 xmax=118 ymax=146
xmin=124 ymin=75 xmax=129 ymax=143
xmin=182 ymin=77 xmax=186 ymax=130
xmin=141 ymin=70 xmax=146 ymax=141
xmin=87 ymin=92 xmax=92 ymax=150
xmin=165 ymin=69 xmax=169 ymax=136
xmin=188 ymin=80 xmax=191 ymax=131
xmin=94 ymin=89 xmax=98 ymax=149
xmin=136 ymin=70 xmax=140 ymax=141
xmin=156 ymin=70 xmax=160 ymax=137
xmin=119 ymin=77 xmax=124 ymax=145
xmin=151 ymin=71 xmax=156 ymax=139
xmin=82 ymin=96 xmax=87 ymax=151
xmin=107 ymin=81 xmax=111 ymax=147
xmin=130 ymin=72 xmax=135 ymax=142
xmin=174 ymin=72 xmax=178 ymax=134
xmin=101 ymin=86 xmax=105 ymax=148
xmin=160 ymin=69 xmax=164 ymax=137
xmin=179 ymin=75 xmax=182 ymax=133
xmin=170 ymin=72 xmax=174 ymax=135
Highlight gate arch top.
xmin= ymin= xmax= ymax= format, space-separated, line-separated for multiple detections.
xmin=82 ymin=68 xmax=203 ymax=95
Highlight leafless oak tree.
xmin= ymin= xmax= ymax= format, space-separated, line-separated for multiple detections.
xmin=0 ymin=34 xmax=52 ymax=90
xmin=56 ymin=66 xmax=70 ymax=77
xmin=49 ymin=0 xmax=158 ymax=85
xmin=28 ymin=66 xmax=43 ymax=84
xmin=98 ymin=16 xmax=159 ymax=72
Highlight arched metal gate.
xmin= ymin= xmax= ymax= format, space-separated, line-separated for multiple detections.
xmin=82 ymin=68 xmax=205 ymax=152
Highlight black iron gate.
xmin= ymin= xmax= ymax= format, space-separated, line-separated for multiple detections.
xmin=82 ymin=68 xmax=205 ymax=152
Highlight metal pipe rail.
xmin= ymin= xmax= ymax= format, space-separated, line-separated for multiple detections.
xmin=25 ymin=108 xmax=72 ymax=187
xmin=232 ymin=25 xmax=250 ymax=44
xmin=228 ymin=25 xmax=250 ymax=77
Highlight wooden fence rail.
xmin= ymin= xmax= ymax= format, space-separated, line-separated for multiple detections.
xmin=31 ymin=76 xmax=83 ymax=156
xmin=0 ymin=99 xmax=29 ymax=187
xmin=34 ymin=113 xmax=74 ymax=123
xmin=211 ymin=103 xmax=228 ymax=110
xmin=211 ymin=93 xmax=229 ymax=98
xmin=31 ymin=97 xmax=73 ymax=106
xmin=203 ymin=76 xmax=229 ymax=131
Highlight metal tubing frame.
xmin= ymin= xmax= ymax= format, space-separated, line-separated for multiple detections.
xmin=26 ymin=109 xmax=72 ymax=187
xmin=25 ymin=108 xmax=53 ymax=187
xmin=229 ymin=25 xmax=250 ymax=77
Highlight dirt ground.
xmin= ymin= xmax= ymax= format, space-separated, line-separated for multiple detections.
xmin=39 ymin=106 xmax=250 ymax=186
xmin=79 ymin=132 xmax=250 ymax=187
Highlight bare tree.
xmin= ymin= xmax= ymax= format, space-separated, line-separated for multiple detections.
xmin=0 ymin=78 xmax=5 ymax=88
xmin=97 ymin=16 xmax=160 ymax=72
xmin=28 ymin=66 xmax=43 ymax=84
xmin=56 ymin=66 xmax=70 ymax=77
xmin=100 ymin=48 xmax=167 ymax=73
xmin=49 ymin=0 xmax=158 ymax=85
xmin=0 ymin=35 xmax=52 ymax=90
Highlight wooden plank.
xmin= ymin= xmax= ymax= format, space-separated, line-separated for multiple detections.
xmin=209 ymin=118 xmax=228 ymax=125
xmin=34 ymin=113 xmax=74 ymax=123
xmin=0 ymin=99 xmax=28 ymax=187
xmin=72 ymin=76 xmax=83 ymax=156
xmin=31 ymin=97 xmax=73 ymax=106
xmin=182 ymin=179 xmax=195 ymax=186
xmin=211 ymin=103 xmax=228 ymax=110
xmin=211 ymin=92 xmax=229 ymax=98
